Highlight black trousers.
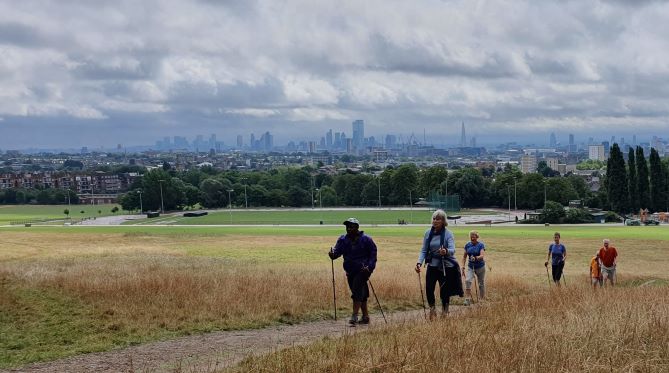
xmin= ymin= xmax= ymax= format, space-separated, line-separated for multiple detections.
xmin=425 ymin=265 xmax=450 ymax=309
xmin=552 ymin=261 xmax=565 ymax=283
xmin=346 ymin=271 xmax=370 ymax=302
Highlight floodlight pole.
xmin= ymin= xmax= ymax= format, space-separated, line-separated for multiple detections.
xmin=137 ymin=190 xmax=143 ymax=214
xmin=227 ymin=189 xmax=234 ymax=224
xmin=159 ymin=180 xmax=165 ymax=213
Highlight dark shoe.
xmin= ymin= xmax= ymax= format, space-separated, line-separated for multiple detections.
xmin=359 ymin=315 xmax=370 ymax=325
xmin=348 ymin=314 xmax=358 ymax=326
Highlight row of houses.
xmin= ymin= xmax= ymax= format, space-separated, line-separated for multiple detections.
xmin=0 ymin=171 xmax=141 ymax=194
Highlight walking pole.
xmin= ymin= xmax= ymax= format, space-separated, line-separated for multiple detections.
xmin=330 ymin=247 xmax=337 ymax=321
xmin=473 ymin=268 xmax=479 ymax=303
xmin=562 ymin=269 xmax=567 ymax=288
xmin=418 ymin=270 xmax=427 ymax=320
xmin=368 ymin=278 xmax=387 ymax=324
xmin=545 ymin=265 xmax=551 ymax=287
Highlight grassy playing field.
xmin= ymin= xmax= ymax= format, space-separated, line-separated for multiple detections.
xmin=1 ymin=225 xmax=668 ymax=369
xmin=0 ymin=204 xmax=123 ymax=225
xmin=124 ymin=208 xmax=494 ymax=226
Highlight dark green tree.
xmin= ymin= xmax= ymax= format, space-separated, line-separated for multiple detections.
xmin=542 ymin=201 xmax=566 ymax=223
xmin=417 ymin=166 xmax=448 ymax=198
xmin=606 ymin=143 xmax=629 ymax=214
xmin=649 ymin=148 xmax=667 ymax=212
xmin=636 ymin=146 xmax=650 ymax=210
xmin=627 ymin=148 xmax=638 ymax=212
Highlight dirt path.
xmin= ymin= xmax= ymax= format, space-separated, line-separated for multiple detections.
xmin=4 ymin=308 xmax=450 ymax=373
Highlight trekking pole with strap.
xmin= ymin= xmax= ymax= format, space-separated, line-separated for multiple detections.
xmin=330 ymin=247 xmax=337 ymax=321
xmin=418 ymin=269 xmax=427 ymax=320
xmin=545 ymin=264 xmax=551 ymax=287
xmin=562 ymin=265 xmax=567 ymax=288
xmin=368 ymin=278 xmax=387 ymax=324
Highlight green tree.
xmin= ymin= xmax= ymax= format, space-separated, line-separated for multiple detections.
xmin=389 ymin=164 xmax=419 ymax=205
xmin=199 ymin=178 xmax=226 ymax=208
xmin=418 ymin=166 xmax=448 ymax=198
xmin=546 ymin=178 xmax=578 ymax=205
xmin=287 ymin=186 xmax=310 ymax=207
xmin=606 ymin=143 xmax=630 ymax=214
xmin=542 ymin=201 xmax=565 ymax=223
xmin=649 ymin=148 xmax=667 ymax=212
xmin=636 ymin=146 xmax=650 ymax=210
xmin=537 ymin=161 xmax=559 ymax=177
xmin=516 ymin=173 xmax=546 ymax=209
xmin=446 ymin=168 xmax=489 ymax=208
xmin=627 ymin=148 xmax=639 ymax=212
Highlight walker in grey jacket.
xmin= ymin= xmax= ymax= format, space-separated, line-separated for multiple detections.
xmin=417 ymin=227 xmax=456 ymax=268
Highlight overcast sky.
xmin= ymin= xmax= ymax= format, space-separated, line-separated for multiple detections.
xmin=1 ymin=0 xmax=668 ymax=150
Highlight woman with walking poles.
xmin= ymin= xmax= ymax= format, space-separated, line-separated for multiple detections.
xmin=328 ymin=218 xmax=378 ymax=326
xmin=461 ymin=230 xmax=486 ymax=305
xmin=415 ymin=209 xmax=463 ymax=319
xmin=544 ymin=232 xmax=567 ymax=286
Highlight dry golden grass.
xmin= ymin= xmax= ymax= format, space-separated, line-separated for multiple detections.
xmin=229 ymin=276 xmax=669 ymax=372
xmin=1 ymin=228 xmax=668 ymax=368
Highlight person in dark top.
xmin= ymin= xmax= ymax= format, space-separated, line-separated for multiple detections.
xmin=544 ymin=232 xmax=567 ymax=285
xmin=329 ymin=218 xmax=378 ymax=326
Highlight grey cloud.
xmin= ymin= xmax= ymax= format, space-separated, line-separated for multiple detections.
xmin=0 ymin=22 xmax=49 ymax=47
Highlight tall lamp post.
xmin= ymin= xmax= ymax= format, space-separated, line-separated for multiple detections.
xmin=227 ymin=189 xmax=234 ymax=224
xmin=544 ymin=180 xmax=547 ymax=207
xmin=514 ymin=178 xmax=517 ymax=211
xmin=158 ymin=180 xmax=165 ymax=214
xmin=311 ymin=175 xmax=315 ymax=209
xmin=507 ymin=185 xmax=511 ymax=222
xmin=137 ymin=190 xmax=143 ymax=214
xmin=377 ymin=176 xmax=381 ymax=208
xmin=66 ymin=189 xmax=71 ymax=220
xmin=409 ymin=189 xmax=413 ymax=224
xmin=241 ymin=177 xmax=248 ymax=208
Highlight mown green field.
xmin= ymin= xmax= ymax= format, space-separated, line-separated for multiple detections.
xmin=125 ymin=208 xmax=495 ymax=226
xmin=0 ymin=204 xmax=123 ymax=225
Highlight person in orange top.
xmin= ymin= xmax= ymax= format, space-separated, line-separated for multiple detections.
xmin=598 ymin=239 xmax=618 ymax=287
xmin=590 ymin=253 xmax=602 ymax=289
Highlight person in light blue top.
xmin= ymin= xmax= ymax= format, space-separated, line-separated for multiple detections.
xmin=461 ymin=230 xmax=486 ymax=305
xmin=415 ymin=209 xmax=463 ymax=319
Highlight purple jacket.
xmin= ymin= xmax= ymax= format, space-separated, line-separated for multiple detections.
xmin=331 ymin=231 xmax=377 ymax=275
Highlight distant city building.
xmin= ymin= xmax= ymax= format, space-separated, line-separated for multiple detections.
xmin=521 ymin=154 xmax=538 ymax=173
xmin=568 ymin=134 xmax=576 ymax=153
xmin=326 ymin=129 xmax=333 ymax=148
xmin=385 ymin=134 xmax=397 ymax=149
xmin=549 ymin=132 xmax=557 ymax=147
xmin=352 ymin=120 xmax=364 ymax=149
xmin=236 ymin=135 xmax=243 ymax=148
xmin=545 ymin=157 xmax=559 ymax=171
xmin=589 ymin=144 xmax=606 ymax=161
xmin=460 ymin=122 xmax=467 ymax=147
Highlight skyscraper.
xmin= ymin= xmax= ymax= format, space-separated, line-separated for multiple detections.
xmin=460 ymin=122 xmax=466 ymax=147
xmin=352 ymin=120 xmax=364 ymax=149
xmin=568 ymin=134 xmax=576 ymax=153
xmin=549 ymin=132 xmax=557 ymax=147
xmin=326 ymin=129 xmax=333 ymax=148
xmin=236 ymin=135 xmax=243 ymax=148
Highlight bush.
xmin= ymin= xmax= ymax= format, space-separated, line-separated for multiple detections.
xmin=564 ymin=208 xmax=592 ymax=224
xmin=605 ymin=211 xmax=622 ymax=223
xmin=542 ymin=201 xmax=565 ymax=224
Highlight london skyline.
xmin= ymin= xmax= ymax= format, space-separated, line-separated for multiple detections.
xmin=1 ymin=0 xmax=669 ymax=149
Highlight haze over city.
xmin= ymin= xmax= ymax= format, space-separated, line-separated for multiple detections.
xmin=1 ymin=0 xmax=669 ymax=150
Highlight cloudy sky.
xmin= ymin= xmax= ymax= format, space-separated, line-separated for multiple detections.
xmin=1 ymin=0 xmax=668 ymax=150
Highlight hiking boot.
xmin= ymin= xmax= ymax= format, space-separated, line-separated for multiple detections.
xmin=359 ymin=315 xmax=370 ymax=325
xmin=463 ymin=298 xmax=471 ymax=306
xmin=441 ymin=305 xmax=449 ymax=317
xmin=348 ymin=314 xmax=358 ymax=326
xmin=429 ymin=306 xmax=437 ymax=321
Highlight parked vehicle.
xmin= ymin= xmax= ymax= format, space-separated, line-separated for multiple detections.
xmin=625 ymin=218 xmax=641 ymax=226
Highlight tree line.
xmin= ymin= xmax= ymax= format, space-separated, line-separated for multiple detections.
xmin=606 ymin=144 xmax=669 ymax=214
xmin=115 ymin=163 xmax=600 ymax=212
